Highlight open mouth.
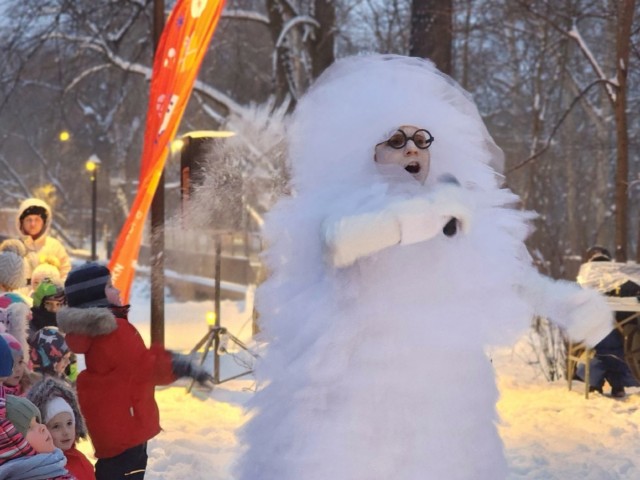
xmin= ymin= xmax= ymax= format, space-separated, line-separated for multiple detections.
xmin=405 ymin=162 xmax=421 ymax=174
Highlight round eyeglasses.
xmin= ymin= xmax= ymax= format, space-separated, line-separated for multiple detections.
xmin=377 ymin=129 xmax=435 ymax=150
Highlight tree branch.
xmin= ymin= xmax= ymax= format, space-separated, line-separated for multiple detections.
xmin=506 ymin=78 xmax=616 ymax=173
xmin=223 ymin=9 xmax=270 ymax=25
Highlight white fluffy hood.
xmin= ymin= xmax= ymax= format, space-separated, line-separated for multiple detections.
xmin=288 ymin=54 xmax=504 ymax=196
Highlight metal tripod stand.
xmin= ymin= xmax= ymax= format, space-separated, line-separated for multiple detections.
xmin=187 ymin=237 xmax=257 ymax=392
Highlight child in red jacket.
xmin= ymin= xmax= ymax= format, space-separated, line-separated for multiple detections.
xmin=28 ymin=377 xmax=95 ymax=479
xmin=57 ymin=263 xmax=211 ymax=480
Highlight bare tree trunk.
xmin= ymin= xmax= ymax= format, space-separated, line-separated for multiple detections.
xmin=458 ymin=0 xmax=472 ymax=89
xmin=613 ymin=0 xmax=635 ymax=261
xmin=637 ymin=211 xmax=640 ymax=263
xmin=266 ymin=0 xmax=326 ymax=107
xmin=311 ymin=0 xmax=335 ymax=78
xmin=409 ymin=0 xmax=453 ymax=75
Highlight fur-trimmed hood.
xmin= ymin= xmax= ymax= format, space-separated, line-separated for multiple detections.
xmin=27 ymin=377 xmax=88 ymax=439
xmin=57 ymin=307 xmax=117 ymax=337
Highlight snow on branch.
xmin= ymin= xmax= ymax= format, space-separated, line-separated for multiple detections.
xmin=568 ymin=23 xmax=617 ymax=104
xmin=47 ymin=32 xmax=151 ymax=78
xmin=86 ymin=41 xmax=151 ymax=78
xmin=193 ymin=78 xmax=251 ymax=121
xmin=275 ymin=15 xmax=320 ymax=49
xmin=107 ymin=13 xmax=142 ymax=43
xmin=194 ymin=94 xmax=227 ymax=124
xmin=48 ymin=32 xmax=250 ymax=123
xmin=222 ymin=9 xmax=270 ymax=25
xmin=281 ymin=0 xmax=301 ymax=16
xmin=65 ymin=64 xmax=111 ymax=93
xmin=0 ymin=154 xmax=31 ymax=198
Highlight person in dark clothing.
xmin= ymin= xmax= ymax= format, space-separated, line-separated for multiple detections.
xmin=577 ymin=246 xmax=640 ymax=398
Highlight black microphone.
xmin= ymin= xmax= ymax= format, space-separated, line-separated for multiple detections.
xmin=443 ymin=218 xmax=458 ymax=237
xmin=438 ymin=174 xmax=460 ymax=237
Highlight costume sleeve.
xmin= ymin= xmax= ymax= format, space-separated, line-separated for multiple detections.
xmin=516 ymin=266 xmax=614 ymax=347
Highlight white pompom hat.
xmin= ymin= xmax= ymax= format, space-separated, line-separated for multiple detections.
xmin=31 ymin=256 xmax=62 ymax=290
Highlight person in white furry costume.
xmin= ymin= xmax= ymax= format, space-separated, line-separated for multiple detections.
xmin=236 ymin=55 xmax=614 ymax=480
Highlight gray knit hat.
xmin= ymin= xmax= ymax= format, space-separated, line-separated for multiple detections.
xmin=6 ymin=395 xmax=41 ymax=436
xmin=0 ymin=239 xmax=26 ymax=258
xmin=0 ymin=251 xmax=25 ymax=290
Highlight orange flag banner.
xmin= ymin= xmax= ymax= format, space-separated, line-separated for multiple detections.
xmin=109 ymin=0 xmax=226 ymax=303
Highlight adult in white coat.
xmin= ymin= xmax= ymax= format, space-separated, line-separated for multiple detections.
xmin=236 ymin=55 xmax=614 ymax=480
xmin=16 ymin=199 xmax=71 ymax=286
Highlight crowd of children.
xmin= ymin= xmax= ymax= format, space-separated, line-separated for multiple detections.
xmin=0 ymin=198 xmax=214 ymax=479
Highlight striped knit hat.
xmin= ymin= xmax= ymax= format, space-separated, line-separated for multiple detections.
xmin=0 ymin=418 xmax=35 ymax=465
xmin=64 ymin=262 xmax=111 ymax=308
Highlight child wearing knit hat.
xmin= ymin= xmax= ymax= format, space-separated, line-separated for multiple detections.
xmin=29 ymin=327 xmax=72 ymax=383
xmin=0 ymin=293 xmax=31 ymax=365
xmin=30 ymin=282 xmax=78 ymax=384
xmin=0 ymin=333 xmax=34 ymax=397
xmin=0 ymin=335 xmax=14 ymax=379
xmin=31 ymin=256 xmax=63 ymax=292
xmin=28 ymin=378 xmax=95 ymax=479
xmin=0 ymin=394 xmax=75 ymax=479
xmin=30 ymin=280 xmax=66 ymax=332
xmin=57 ymin=262 xmax=212 ymax=479
xmin=0 ymin=239 xmax=26 ymax=286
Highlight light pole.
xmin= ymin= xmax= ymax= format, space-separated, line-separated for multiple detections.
xmin=85 ymin=155 xmax=101 ymax=261
xmin=150 ymin=0 xmax=166 ymax=347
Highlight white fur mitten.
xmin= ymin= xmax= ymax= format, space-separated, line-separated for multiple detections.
xmin=562 ymin=287 xmax=615 ymax=348
xmin=323 ymin=184 xmax=473 ymax=268
xmin=389 ymin=184 xmax=472 ymax=245
xmin=323 ymin=210 xmax=401 ymax=268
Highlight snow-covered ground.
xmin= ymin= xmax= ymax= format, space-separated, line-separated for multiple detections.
xmin=75 ymin=277 xmax=640 ymax=479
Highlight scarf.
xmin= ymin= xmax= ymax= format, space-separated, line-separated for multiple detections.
xmin=0 ymin=448 xmax=71 ymax=480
